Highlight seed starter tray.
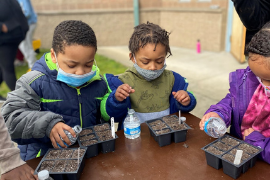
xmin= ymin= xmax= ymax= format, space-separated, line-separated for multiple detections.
xmin=145 ymin=115 xmax=191 ymax=147
xmin=202 ymin=134 xmax=262 ymax=179
xmin=78 ymin=123 xmax=118 ymax=158
xmin=35 ymin=147 xmax=87 ymax=180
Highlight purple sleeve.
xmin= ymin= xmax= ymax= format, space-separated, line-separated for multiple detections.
xmin=245 ymin=131 xmax=270 ymax=164
xmin=205 ymin=93 xmax=233 ymax=127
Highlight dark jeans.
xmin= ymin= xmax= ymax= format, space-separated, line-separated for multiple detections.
xmin=0 ymin=42 xmax=20 ymax=91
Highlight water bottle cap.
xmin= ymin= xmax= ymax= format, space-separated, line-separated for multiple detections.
xmin=73 ymin=125 xmax=82 ymax=134
xmin=38 ymin=170 xmax=49 ymax=180
xmin=128 ymin=109 xmax=135 ymax=115
xmin=180 ymin=117 xmax=186 ymax=122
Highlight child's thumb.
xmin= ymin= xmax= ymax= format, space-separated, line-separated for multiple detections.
xmin=172 ymin=91 xmax=176 ymax=95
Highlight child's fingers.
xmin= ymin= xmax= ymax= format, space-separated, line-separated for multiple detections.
xmin=50 ymin=135 xmax=58 ymax=148
xmin=121 ymin=84 xmax=133 ymax=93
xmin=58 ymin=129 xmax=71 ymax=146
xmin=199 ymin=114 xmax=209 ymax=130
xmin=181 ymin=96 xmax=190 ymax=103
xmin=63 ymin=125 xmax=76 ymax=137
xmin=53 ymin=131 xmax=67 ymax=148
xmin=117 ymin=88 xmax=131 ymax=98
xmin=176 ymin=93 xmax=187 ymax=102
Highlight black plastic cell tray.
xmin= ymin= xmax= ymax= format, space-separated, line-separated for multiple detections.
xmin=78 ymin=123 xmax=118 ymax=157
xmin=201 ymin=141 xmax=226 ymax=169
xmin=146 ymin=115 xmax=191 ymax=147
xmin=221 ymin=142 xmax=262 ymax=179
xmin=162 ymin=115 xmax=191 ymax=143
xmin=202 ymin=134 xmax=262 ymax=179
xmin=34 ymin=147 xmax=87 ymax=180
xmin=146 ymin=119 xmax=172 ymax=147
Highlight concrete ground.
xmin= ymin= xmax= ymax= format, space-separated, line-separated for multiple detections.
xmin=97 ymin=46 xmax=247 ymax=119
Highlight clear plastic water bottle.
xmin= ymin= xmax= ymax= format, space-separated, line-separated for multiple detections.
xmin=124 ymin=109 xmax=141 ymax=139
xmin=204 ymin=117 xmax=226 ymax=138
xmin=57 ymin=125 xmax=82 ymax=148
xmin=38 ymin=170 xmax=54 ymax=180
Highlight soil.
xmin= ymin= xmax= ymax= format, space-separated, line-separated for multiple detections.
xmin=205 ymin=146 xmax=224 ymax=155
xmin=51 ymin=160 xmax=66 ymax=172
xmin=213 ymin=141 xmax=232 ymax=151
xmin=167 ymin=122 xmax=187 ymax=131
xmin=65 ymin=160 xmax=80 ymax=172
xmin=46 ymin=150 xmax=61 ymax=159
xmin=238 ymin=143 xmax=259 ymax=154
xmin=151 ymin=123 xmax=168 ymax=131
xmin=79 ymin=134 xmax=96 ymax=141
xmin=149 ymin=120 xmax=163 ymax=126
xmin=221 ymin=137 xmax=240 ymax=146
xmin=59 ymin=149 xmax=73 ymax=159
xmin=155 ymin=128 xmax=171 ymax=135
xmin=80 ymin=129 xmax=93 ymax=136
xmin=96 ymin=130 xmax=114 ymax=141
xmin=229 ymin=149 xmax=250 ymax=160
xmin=94 ymin=124 xmax=110 ymax=132
xmin=162 ymin=115 xmax=178 ymax=122
xmin=81 ymin=139 xmax=98 ymax=146
xmin=38 ymin=160 xmax=55 ymax=172
xmin=222 ymin=154 xmax=236 ymax=164
xmin=71 ymin=149 xmax=86 ymax=159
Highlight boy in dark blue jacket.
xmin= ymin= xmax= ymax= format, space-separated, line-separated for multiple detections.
xmin=101 ymin=22 xmax=196 ymax=127
xmin=1 ymin=20 xmax=107 ymax=161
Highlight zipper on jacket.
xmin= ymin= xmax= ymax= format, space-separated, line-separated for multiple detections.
xmin=77 ymin=88 xmax=83 ymax=127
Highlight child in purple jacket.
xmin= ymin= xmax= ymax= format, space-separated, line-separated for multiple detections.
xmin=199 ymin=22 xmax=270 ymax=164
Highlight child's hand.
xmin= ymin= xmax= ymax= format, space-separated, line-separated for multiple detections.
xmin=243 ymin=128 xmax=255 ymax=140
xmin=1 ymin=164 xmax=38 ymax=180
xmin=115 ymin=84 xmax=135 ymax=102
xmin=199 ymin=112 xmax=221 ymax=130
xmin=172 ymin=90 xmax=190 ymax=106
xmin=50 ymin=122 xmax=76 ymax=148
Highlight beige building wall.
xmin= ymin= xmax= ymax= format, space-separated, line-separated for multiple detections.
xmin=32 ymin=0 xmax=228 ymax=52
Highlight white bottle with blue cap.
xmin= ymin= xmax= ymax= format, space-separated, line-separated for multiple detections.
xmin=204 ymin=117 xmax=226 ymax=138
xmin=124 ymin=109 xmax=141 ymax=139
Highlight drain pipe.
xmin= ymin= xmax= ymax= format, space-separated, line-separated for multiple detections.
xmin=133 ymin=0 xmax=139 ymax=26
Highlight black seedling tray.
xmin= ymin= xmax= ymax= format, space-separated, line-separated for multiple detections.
xmin=202 ymin=135 xmax=262 ymax=179
xmin=35 ymin=147 xmax=87 ymax=180
xmin=145 ymin=115 xmax=191 ymax=147
xmin=78 ymin=123 xmax=118 ymax=158
xmin=163 ymin=115 xmax=192 ymax=143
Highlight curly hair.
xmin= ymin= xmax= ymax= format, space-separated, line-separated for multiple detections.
xmin=246 ymin=22 xmax=270 ymax=57
xmin=129 ymin=22 xmax=172 ymax=58
xmin=52 ymin=20 xmax=97 ymax=55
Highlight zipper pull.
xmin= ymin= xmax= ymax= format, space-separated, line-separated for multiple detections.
xmin=243 ymin=73 xmax=247 ymax=80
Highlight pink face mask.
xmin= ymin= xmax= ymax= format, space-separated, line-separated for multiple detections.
xmin=257 ymin=77 xmax=270 ymax=97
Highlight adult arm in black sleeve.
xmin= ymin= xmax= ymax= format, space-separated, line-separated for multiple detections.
xmin=232 ymin=0 xmax=270 ymax=30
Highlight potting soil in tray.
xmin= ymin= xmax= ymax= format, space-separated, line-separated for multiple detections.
xmin=202 ymin=134 xmax=262 ymax=179
xmin=145 ymin=115 xmax=191 ymax=147
xmin=35 ymin=147 xmax=87 ymax=180
xmin=78 ymin=123 xmax=118 ymax=158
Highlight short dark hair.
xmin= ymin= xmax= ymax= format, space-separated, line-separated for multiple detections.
xmin=128 ymin=22 xmax=172 ymax=58
xmin=246 ymin=21 xmax=270 ymax=57
xmin=52 ymin=20 xmax=97 ymax=54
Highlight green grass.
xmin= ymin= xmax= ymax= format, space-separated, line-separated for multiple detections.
xmin=0 ymin=49 xmax=127 ymax=97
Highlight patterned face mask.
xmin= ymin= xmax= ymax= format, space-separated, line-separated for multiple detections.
xmin=54 ymin=52 xmax=97 ymax=87
xmin=133 ymin=54 xmax=167 ymax=81
xmin=257 ymin=77 xmax=270 ymax=97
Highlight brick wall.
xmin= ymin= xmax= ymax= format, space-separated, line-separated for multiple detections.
xmin=32 ymin=0 xmax=228 ymax=51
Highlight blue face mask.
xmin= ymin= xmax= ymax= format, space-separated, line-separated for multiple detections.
xmin=54 ymin=52 xmax=97 ymax=87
